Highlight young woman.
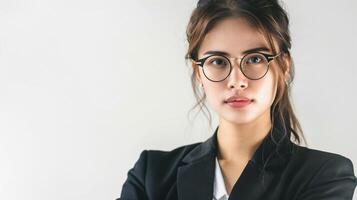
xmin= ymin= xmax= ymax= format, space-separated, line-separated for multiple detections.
xmin=119 ymin=0 xmax=357 ymax=199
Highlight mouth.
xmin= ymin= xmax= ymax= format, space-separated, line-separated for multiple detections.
xmin=224 ymin=99 xmax=254 ymax=103
xmin=225 ymin=99 xmax=253 ymax=108
xmin=224 ymin=95 xmax=253 ymax=103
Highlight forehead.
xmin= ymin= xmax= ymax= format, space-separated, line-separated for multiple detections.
xmin=198 ymin=17 xmax=270 ymax=57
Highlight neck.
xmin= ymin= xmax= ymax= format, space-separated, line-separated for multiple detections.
xmin=217 ymin=112 xmax=272 ymax=164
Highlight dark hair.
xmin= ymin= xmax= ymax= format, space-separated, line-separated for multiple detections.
xmin=185 ymin=0 xmax=307 ymax=146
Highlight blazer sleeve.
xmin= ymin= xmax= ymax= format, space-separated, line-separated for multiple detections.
xmin=297 ymin=156 xmax=357 ymax=200
xmin=118 ymin=150 xmax=149 ymax=200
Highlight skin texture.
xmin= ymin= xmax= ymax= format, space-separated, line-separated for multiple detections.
xmin=193 ymin=17 xmax=288 ymax=194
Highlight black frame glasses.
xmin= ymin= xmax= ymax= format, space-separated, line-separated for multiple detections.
xmin=192 ymin=52 xmax=282 ymax=82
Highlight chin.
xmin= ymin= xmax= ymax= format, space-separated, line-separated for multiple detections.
xmin=220 ymin=112 xmax=258 ymax=125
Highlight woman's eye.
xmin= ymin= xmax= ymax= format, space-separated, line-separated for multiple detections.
xmin=247 ymin=56 xmax=262 ymax=64
xmin=211 ymin=59 xmax=226 ymax=66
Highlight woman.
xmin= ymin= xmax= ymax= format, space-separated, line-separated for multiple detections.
xmin=118 ymin=0 xmax=357 ymax=199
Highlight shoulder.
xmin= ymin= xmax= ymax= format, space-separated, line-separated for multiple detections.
xmin=120 ymin=142 xmax=203 ymax=199
xmin=291 ymin=144 xmax=355 ymax=172
xmin=286 ymin=144 xmax=357 ymax=198
xmin=127 ymin=141 xmax=203 ymax=178
xmin=134 ymin=141 xmax=202 ymax=169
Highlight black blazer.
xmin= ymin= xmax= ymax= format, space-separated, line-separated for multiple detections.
xmin=118 ymin=125 xmax=357 ymax=200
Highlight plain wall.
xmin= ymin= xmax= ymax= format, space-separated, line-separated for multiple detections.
xmin=0 ymin=0 xmax=356 ymax=199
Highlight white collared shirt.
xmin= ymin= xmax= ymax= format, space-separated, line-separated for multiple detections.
xmin=213 ymin=156 xmax=229 ymax=200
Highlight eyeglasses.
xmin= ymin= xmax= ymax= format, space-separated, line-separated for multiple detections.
xmin=192 ymin=52 xmax=282 ymax=82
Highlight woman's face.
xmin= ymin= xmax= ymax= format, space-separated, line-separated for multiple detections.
xmin=195 ymin=17 xmax=279 ymax=125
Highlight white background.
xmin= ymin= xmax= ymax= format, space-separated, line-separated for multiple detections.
xmin=0 ymin=0 xmax=356 ymax=199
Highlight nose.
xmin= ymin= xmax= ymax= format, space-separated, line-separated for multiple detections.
xmin=226 ymin=59 xmax=248 ymax=89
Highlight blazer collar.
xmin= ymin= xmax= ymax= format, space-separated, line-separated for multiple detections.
xmin=181 ymin=120 xmax=295 ymax=170
xmin=176 ymin=121 xmax=295 ymax=200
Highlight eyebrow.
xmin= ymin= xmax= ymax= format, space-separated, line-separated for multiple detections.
xmin=203 ymin=47 xmax=271 ymax=57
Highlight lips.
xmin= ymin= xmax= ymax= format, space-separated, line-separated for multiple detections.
xmin=225 ymin=96 xmax=252 ymax=103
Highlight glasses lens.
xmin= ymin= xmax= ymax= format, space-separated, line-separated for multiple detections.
xmin=241 ymin=53 xmax=269 ymax=80
xmin=203 ymin=55 xmax=231 ymax=81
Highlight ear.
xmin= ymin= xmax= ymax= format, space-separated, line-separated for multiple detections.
xmin=191 ymin=61 xmax=203 ymax=85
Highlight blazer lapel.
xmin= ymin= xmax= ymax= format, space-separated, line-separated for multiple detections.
xmin=176 ymin=121 xmax=295 ymax=200
xmin=177 ymin=153 xmax=215 ymax=200
xmin=176 ymin=126 xmax=219 ymax=200
xmin=228 ymin=126 xmax=294 ymax=200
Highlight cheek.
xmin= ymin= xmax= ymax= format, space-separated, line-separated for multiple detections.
xmin=255 ymin=71 xmax=277 ymax=105
xmin=204 ymin=84 xmax=225 ymax=107
xmin=201 ymin=82 xmax=226 ymax=113
xmin=199 ymin=70 xmax=222 ymax=103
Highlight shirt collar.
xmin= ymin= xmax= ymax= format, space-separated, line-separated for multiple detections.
xmin=213 ymin=156 xmax=229 ymax=199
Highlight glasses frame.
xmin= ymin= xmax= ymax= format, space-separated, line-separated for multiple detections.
xmin=192 ymin=52 xmax=282 ymax=82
